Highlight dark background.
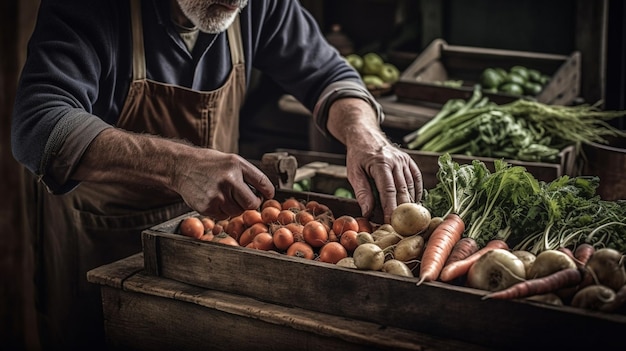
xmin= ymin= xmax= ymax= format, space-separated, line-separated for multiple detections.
xmin=2 ymin=0 xmax=625 ymax=349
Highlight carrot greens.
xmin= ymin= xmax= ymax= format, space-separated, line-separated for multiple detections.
xmin=424 ymin=155 xmax=626 ymax=254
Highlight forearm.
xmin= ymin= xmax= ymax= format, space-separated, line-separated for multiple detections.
xmin=72 ymin=128 xmax=194 ymax=192
xmin=327 ymin=98 xmax=389 ymax=151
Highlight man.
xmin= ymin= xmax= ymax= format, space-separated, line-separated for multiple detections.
xmin=12 ymin=0 xmax=423 ymax=348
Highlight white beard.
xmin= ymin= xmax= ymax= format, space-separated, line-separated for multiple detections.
xmin=176 ymin=0 xmax=249 ymax=34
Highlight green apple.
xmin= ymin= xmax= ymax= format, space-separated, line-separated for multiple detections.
xmin=345 ymin=54 xmax=364 ymax=73
xmin=362 ymin=52 xmax=384 ymax=76
xmin=362 ymin=75 xmax=385 ymax=88
xmin=379 ymin=63 xmax=400 ymax=83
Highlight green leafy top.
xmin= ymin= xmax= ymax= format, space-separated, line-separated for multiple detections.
xmin=424 ymin=154 xmax=626 ymax=253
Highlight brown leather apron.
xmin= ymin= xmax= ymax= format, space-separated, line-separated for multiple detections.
xmin=27 ymin=0 xmax=246 ymax=347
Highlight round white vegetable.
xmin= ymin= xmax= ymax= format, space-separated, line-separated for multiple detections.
xmin=353 ymin=243 xmax=385 ymax=271
xmin=382 ymin=259 xmax=414 ymax=277
xmin=467 ymin=249 xmax=526 ymax=291
xmin=390 ymin=202 xmax=431 ymax=236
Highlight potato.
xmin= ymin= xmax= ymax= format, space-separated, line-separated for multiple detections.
xmin=393 ymin=235 xmax=425 ymax=262
xmin=374 ymin=231 xmax=402 ymax=250
xmin=390 ymin=203 xmax=431 ymax=236
xmin=353 ymin=243 xmax=385 ymax=271
xmin=382 ymin=259 xmax=414 ymax=277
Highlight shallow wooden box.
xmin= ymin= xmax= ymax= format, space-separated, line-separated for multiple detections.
xmin=89 ymin=253 xmax=491 ymax=351
xmin=278 ymin=146 xmax=578 ymax=191
xmin=129 ymin=189 xmax=624 ymax=351
xmin=394 ymin=39 xmax=581 ymax=106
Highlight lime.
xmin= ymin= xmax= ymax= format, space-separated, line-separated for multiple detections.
xmin=505 ymin=72 xmax=526 ymax=85
xmin=495 ymin=67 xmax=508 ymax=78
xmin=299 ymin=178 xmax=311 ymax=191
xmin=510 ymin=65 xmax=530 ymax=81
xmin=523 ymin=81 xmax=543 ymax=96
xmin=480 ymin=68 xmax=504 ymax=89
xmin=499 ymin=82 xmax=524 ymax=95
xmin=527 ymin=69 xmax=542 ymax=83
xmin=334 ymin=187 xmax=354 ymax=199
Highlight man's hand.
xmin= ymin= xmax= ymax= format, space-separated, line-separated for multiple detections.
xmin=326 ymin=98 xmax=423 ymax=224
xmin=73 ymin=128 xmax=275 ymax=219
xmin=173 ymin=151 xmax=275 ymax=219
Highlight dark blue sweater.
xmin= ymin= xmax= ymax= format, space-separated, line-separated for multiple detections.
xmin=12 ymin=0 xmax=361 ymax=193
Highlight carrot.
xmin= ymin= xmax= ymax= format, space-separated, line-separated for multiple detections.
xmin=439 ymin=239 xmax=509 ymax=282
xmin=573 ymin=243 xmax=595 ymax=266
xmin=483 ymin=267 xmax=584 ymax=300
xmin=416 ymin=213 xmax=465 ymax=285
xmin=444 ymin=237 xmax=479 ymax=267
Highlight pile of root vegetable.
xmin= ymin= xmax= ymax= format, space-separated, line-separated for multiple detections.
xmin=178 ymin=155 xmax=626 ymax=314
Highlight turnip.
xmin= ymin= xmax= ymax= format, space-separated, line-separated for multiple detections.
xmin=585 ymin=248 xmax=626 ymax=291
xmin=356 ymin=232 xmax=374 ymax=245
xmin=390 ymin=202 xmax=431 ymax=236
xmin=527 ymin=249 xmax=576 ymax=279
xmin=467 ymin=249 xmax=526 ymax=292
xmin=353 ymin=243 xmax=385 ymax=271
xmin=511 ymin=250 xmax=536 ymax=277
xmin=382 ymin=259 xmax=414 ymax=277
xmin=336 ymin=257 xmax=357 ymax=269
xmin=571 ymin=284 xmax=616 ymax=311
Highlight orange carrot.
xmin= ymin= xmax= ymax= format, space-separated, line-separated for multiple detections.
xmin=439 ymin=239 xmax=509 ymax=282
xmin=444 ymin=237 xmax=479 ymax=267
xmin=483 ymin=268 xmax=584 ymax=300
xmin=416 ymin=213 xmax=465 ymax=285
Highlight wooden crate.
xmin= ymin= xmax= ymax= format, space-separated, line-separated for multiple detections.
xmin=88 ymin=253 xmax=492 ymax=351
xmin=277 ymin=146 xmax=578 ymax=191
xmin=293 ymin=161 xmax=353 ymax=195
xmin=394 ymin=39 xmax=581 ymax=106
xmin=132 ymin=189 xmax=625 ymax=351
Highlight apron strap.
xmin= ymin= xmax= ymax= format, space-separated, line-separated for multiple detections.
xmin=130 ymin=0 xmax=146 ymax=80
xmin=227 ymin=15 xmax=244 ymax=65
xmin=129 ymin=0 xmax=243 ymax=80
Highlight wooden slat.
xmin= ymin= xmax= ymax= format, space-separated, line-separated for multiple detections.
xmin=96 ymin=256 xmax=494 ymax=351
xmin=86 ymin=253 xmax=144 ymax=289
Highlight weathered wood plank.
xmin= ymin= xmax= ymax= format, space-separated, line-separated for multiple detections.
xmin=97 ymin=257 xmax=494 ymax=351
xmin=87 ymin=253 xmax=144 ymax=289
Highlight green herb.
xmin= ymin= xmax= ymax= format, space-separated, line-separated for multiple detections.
xmin=405 ymin=86 xmax=626 ymax=163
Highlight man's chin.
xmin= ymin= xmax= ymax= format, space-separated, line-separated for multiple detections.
xmin=197 ymin=11 xmax=237 ymax=33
